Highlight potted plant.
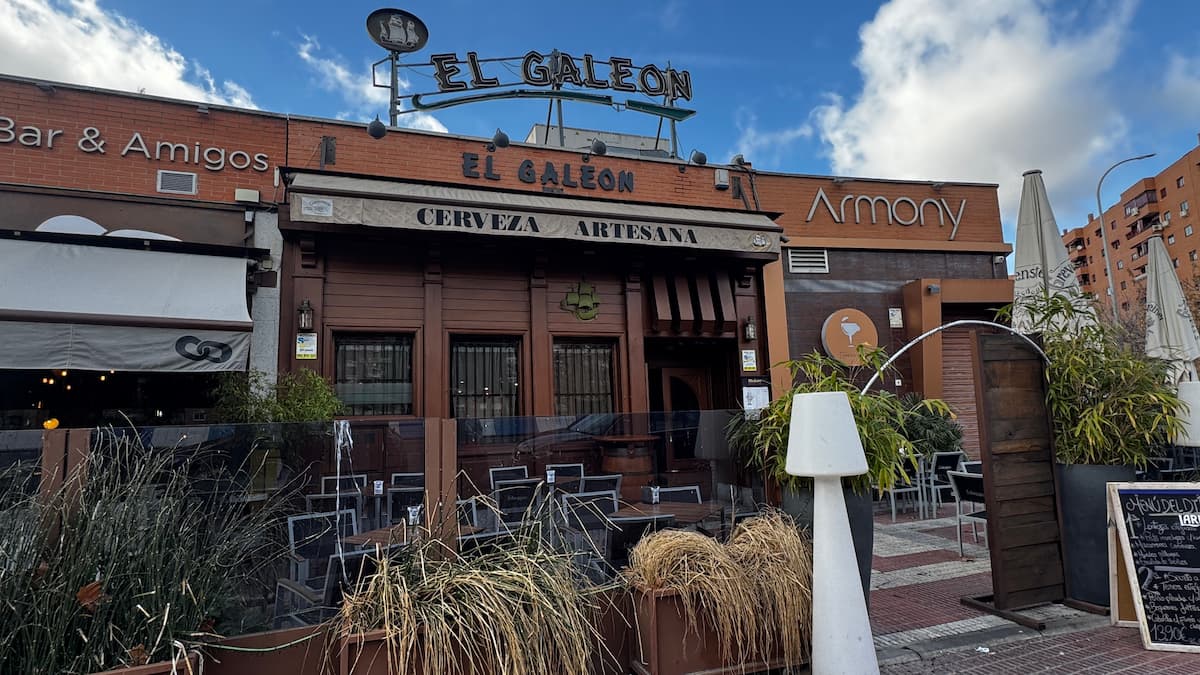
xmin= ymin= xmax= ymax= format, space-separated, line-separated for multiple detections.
xmin=726 ymin=347 xmax=951 ymax=600
xmin=623 ymin=509 xmax=811 ymax=675
xmin=330 ymin=500 xmax=617 ymax=675
xmin=1009 ymin=294 xmax=1183 ymax=606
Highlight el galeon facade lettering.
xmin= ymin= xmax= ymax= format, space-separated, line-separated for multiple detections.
xmin=462 ymin=152 xmax=634 ymax=193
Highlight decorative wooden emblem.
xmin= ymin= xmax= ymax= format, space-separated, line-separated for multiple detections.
xmin=561 ymin=281 xmax=600 ymax=320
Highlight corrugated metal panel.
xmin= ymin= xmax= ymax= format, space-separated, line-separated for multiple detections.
xmin=941 ymin=328 xmax=980 ymax=459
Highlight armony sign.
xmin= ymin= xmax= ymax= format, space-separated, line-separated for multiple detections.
xmin=805 ymin=187 xmax=966 ymax=234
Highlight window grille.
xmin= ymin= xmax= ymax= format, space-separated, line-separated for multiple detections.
xmin=334 ymin=334 xmax=414 ymax=416
xmin=553 ymin=341 xmax=615 ymax=416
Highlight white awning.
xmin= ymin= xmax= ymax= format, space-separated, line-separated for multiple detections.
xmin=287 ymin=172 xmax=782 ymax=255
xmin=0 ymin=238 xmax=252 ymax=372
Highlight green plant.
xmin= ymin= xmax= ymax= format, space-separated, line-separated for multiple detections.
xmin=1002 ymin=293 xmax=1183 ymax=467
xmin=899 ymin=392 xmax=963 ymax=458
xmin=213 ymin=369 xmax=343 ymax=423
xmin=0 ymin=431 xmax=296 ymax=672
xmin=727 ymin=347 xmax=952 ymax=493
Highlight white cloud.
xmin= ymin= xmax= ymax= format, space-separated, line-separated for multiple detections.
xmin=659 ymin=1 xmax=684 ymax=31
xmin=811 ymin=0 xmax=1137 ymax=228
xmin=297 ymin=34 xmax=446 ymax=133
xmin=729 ymin=109 xmax=812 ymax=167
xmin=1163 ymin=53 xmax=1200 ymax=113
xmin=0 ymin=0 xmax=255 ymax=107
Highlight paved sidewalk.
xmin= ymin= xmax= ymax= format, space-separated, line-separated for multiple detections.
xmin=866 ymin=500 xmax=1200 ymax=672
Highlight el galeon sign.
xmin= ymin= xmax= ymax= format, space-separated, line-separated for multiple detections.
xmin=805 ymin=187 xmax=967 ymax=236
xmin=462 ymin=152 xmax=635 ymax=193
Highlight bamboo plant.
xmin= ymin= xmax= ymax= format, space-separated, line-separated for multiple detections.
xmin=727 ymin=346 xmax=953 ymax=494
xmin=1002 ymin=293 xmax=1183 ymax=467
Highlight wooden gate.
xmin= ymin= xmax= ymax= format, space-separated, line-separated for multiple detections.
xmin=962 ymin=332 xmax=1065 ymax=623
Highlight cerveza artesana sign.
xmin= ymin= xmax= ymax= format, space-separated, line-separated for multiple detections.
xmin=461 ymin=152 xmax=634 ymax=194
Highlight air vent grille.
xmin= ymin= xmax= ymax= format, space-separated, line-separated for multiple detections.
xmin=787 ymin=248 xmax=829 ymax=274
xmin=157 ymin=170 xmax=198 ymax=195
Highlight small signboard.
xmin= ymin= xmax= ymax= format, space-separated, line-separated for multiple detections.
xmin=1109 ymin=482 xmax=1200 ymax=652
xmin=741 ymin=349 xmax=757 ymax=372
xmin=820 ymin=308 xmax=878 ymax=366
xmin=366 ymin=8 xmax=429 ymax=53
xmin=296 ymin=333 xmax=318 ymax=360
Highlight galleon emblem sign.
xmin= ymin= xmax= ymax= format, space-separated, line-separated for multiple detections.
xmin=366 ymin=8 xmax=429 ymax=53
xmin=561 ymin=281 xmax=600 ymax=321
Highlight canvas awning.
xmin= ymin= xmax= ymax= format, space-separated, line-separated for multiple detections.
xmin=286 ymin=172 xmax=782 ymax=256
xmin=0 ymin=237 xmax=252 ymax=372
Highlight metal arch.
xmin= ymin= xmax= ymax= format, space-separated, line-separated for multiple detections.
xmin=861 ymin=320 xmax=1048 ymax=396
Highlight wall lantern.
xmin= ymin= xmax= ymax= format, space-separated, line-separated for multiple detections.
xmin=297 ymin=299 xmax=315 ymax=331
xmin=744 ymin=316 xmax=757 ymax=342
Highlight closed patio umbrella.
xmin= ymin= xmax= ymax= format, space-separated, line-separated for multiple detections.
xmin=1012 ymin=170 xmax=1090 ymax=333
xmin=1144 ymin=225 xmax=1200 ymax=383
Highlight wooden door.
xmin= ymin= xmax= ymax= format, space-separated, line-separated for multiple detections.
xmin=660 ymin=368 xmax=711 ymax=462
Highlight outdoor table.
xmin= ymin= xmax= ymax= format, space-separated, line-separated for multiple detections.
xmin=343 ymin=523 xmax=482 ymax=547
xmin=609 ymin=500 xmax=723 ymax=525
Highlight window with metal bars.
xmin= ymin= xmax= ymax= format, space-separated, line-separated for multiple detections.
xmin=552 ymin=340 xmax=616 ymax=416
xmin=334 ymin=334 xmax=414 ymax=416
xmin=450 ymin=336 xmax=521 ymax=418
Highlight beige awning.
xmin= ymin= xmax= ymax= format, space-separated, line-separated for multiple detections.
xmin=287 ymin=172 xmax=781 ymax=255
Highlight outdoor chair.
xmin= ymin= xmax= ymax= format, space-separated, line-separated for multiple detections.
xmin=388 ymin=487 xmax=425 ymax=524
xmin=304 ymin=493 xmax=364 ymax=529
xmin=1137 ymin=457 xmax=1173 ymax=481
xmin=1159 ymin=468 xmax=1200 ymax=481
xmin=390 ymin=472 xmax=424 ymax=488
xmin=492 ymin=477 xmax=544 ymax=523
xmin=607 ymin=514 xmax=676 ymax=569
xmin=457 ymin=497 xmax=479 ymax=530
xmin=880 ymin=459 xmax=925 ymax=522
xmin=961 ymin=461 xmax=983 ymax=474
xmin=546 ymin=462 xmax=585 ymax=491
xmin=947 ymin=471 xmax=988 ymax=556
xmin=285 ymin=509 xmax=359 ymax=589
xmin=274 ymin=545 xmax=404 ymax=628
xmin=321 ymin=473 xmax=368 ymax=493
xmin=489 ymin=465 xmax=529 ymax=490
xmin=580 ymin=474 xmax=622 ymax=496
xmin=640 ymin=485 xmax=702 ymax=504
xmin=561 ymin=490 xmax=620 ymax=579
xmin=457 ymin=530 xmax=516 ymax=556
xmin=926 ymin=451 xmax=966 ymax=512
xmin=561 ymin=489 xmax=619 ymax=518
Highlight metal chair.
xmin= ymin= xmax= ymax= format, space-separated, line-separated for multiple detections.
xmin=640 ymin=485 xmax=702 ymax=504
xmin=456 ymin=497 xmax=479 ymax=529
xmin=880 ymin=459 xmax=925 ymax=522
xmin=961 ymin=461 xmax=983 ymax=474
xmin=388 ymin=487 xmax=425 ymax=524
xmin=489 ymin=465 xmax=529 ymax=490
xmin=321 ymin=474 xmax=368 ymax=493
xmin=284 ymin=509 xmax=359 ymax=590
xmin=274 ymin=545 xmax=402 ymax=628
xmin=304 ymin=493 xmax=364 ymax=529
xmin=581 ymin=474 xmax=622 ymax=496
xmin=492 ymin=477 xmax=543 ymax=523
xmin=926 ymin=451 xmax=966 ymax=512
xmin=390 ymin=472 xmax=424 ymax=488
xmin=561 ymin=490 xmax=619 ymax=579
xmin=947 ymin=471 xmax=988 ymax=556
xmin=546 ymin=463 xmax=585 ymax=491
xmin=607 ymin=515 xmax=676 ymax=569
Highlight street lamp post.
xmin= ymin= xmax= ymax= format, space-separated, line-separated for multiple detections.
xmin=1096 ymin=153 xmax=1156 ymax=318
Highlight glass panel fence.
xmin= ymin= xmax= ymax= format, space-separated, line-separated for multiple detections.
xmin=0 ymin=429 xmax=42 ymax=496
xmin=454 ymin=410 xmax=764 ymax=579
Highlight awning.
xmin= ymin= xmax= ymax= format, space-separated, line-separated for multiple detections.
xmin=648 ymin=271 xmax=738 ymax=336
xmin=0 ymin=237 xmax=252 ymax=372
xmin=287 ymin=172 xmax=782 ymax=256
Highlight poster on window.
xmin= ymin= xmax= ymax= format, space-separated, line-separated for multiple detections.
xmin=742 ymin=386 xmax=771 ymax=419
xmin=296 ymin=333 xmax=318 ymax=360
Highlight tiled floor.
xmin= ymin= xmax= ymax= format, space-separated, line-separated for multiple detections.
xmin=869 ymin=499 xmax=1200 ymax=672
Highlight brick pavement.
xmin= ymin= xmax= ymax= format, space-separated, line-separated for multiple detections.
xmin=868 ymin=500 xmax=1200 ymax=672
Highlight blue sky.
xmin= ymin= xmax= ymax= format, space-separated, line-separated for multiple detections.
xmin=3 ymin=0 xmax=1200 ymax=246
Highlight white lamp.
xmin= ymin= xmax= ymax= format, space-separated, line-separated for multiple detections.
xmin=1176 ymin=381 xmax=1200 ymax=446
xmin=786 ymin=391 xmax=879 ymax=675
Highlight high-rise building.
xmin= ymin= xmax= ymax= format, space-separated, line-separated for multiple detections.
xmin=1063 ymin=138 xmax=1200 ymax=315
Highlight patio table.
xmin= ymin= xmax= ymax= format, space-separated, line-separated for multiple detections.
xmin=609 ymin=500 xmax=723 ymax=525
xmin=343 ymin=523 xmax=481 ymax=547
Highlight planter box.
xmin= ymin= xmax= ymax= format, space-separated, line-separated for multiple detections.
xmin=202 ymin=625 xmax=331 ymax=675
xmin=89 ymin=654 xmax=198 ymax=675
xmin=630 ymin=588 xmax=803 ymax=675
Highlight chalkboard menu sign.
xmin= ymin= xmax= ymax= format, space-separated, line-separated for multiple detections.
xmin=1109 ymin=483 xmax=1200 ymax=652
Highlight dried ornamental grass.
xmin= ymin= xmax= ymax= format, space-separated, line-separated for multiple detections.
xmin=623 ymin=530 xmax=760 ymax=665
xmin=727 ymin=509 xmax=813 ymax=665
xmin=335 ymin=518 xmax=608 ymax=674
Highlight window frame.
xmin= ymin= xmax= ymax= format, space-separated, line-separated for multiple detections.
xmin=448 ymin=333 xmax=528 ymax=419
xmin=551 ymin=338 xmax=619 ymax=417
xmin=331 ymin=329 xmax=420 ymax=418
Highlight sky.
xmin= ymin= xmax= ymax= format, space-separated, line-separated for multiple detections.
xmin=2 ymin=0 xmax=1199 ymax=247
